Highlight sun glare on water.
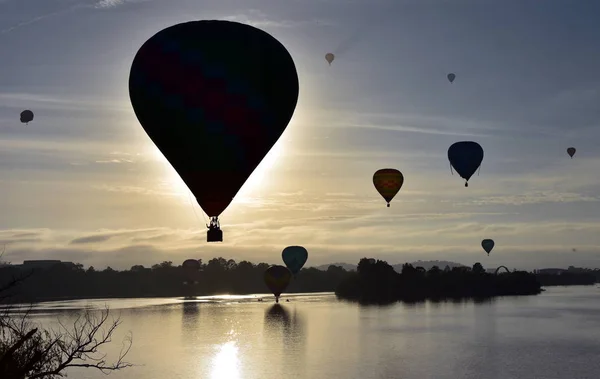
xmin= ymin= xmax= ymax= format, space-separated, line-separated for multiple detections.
xmin=210 ymin=341 xmax=241 ymax=379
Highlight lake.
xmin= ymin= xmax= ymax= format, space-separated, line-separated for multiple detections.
xmin=9 ymin=286 xmax=600 ymax=379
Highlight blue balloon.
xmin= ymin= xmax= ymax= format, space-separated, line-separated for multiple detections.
xmin=281 ymin=246 xmax=308 ymax=275
xmin=448 ymin=141 xmax=484 ymax=187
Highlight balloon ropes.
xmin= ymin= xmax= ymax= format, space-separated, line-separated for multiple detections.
xmin=129 ymin=20 xmax=299 ymax=243
xmin=494 ymin=266 xmax=510 ymax=275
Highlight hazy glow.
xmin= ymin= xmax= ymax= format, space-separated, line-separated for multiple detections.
xmin=211 ymin=341 xmax=241 ymax=379
xmin=1 ymin=0 xmax=600 ymax=270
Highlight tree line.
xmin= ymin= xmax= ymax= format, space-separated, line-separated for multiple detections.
xmin=0 ymin=258 xmax=351 ymax=303
xmin=335 ymin=259 xmax=543 ymax=304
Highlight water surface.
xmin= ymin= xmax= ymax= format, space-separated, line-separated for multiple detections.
xmin=14 ymin=287 xmax=600 ymax=379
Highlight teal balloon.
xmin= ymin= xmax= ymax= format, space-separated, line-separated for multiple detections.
xmin=481 ymin=239 xmax=495 ymax=255
xmin=281 ymin=246 xmax=308 ymax=275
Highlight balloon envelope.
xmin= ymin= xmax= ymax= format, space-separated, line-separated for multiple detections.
xmin=373 ymin=168 xmax=404 ymax=207
xmin=20 ymin=110 xmax=34 ymax=124
xmin=481 ymin=239 xmax=495 ymax=255
xmin=447 ymin=73 xmax=456 ymax=83
xmin=182 ymin=259 xmax=201 ymax=270
xmin=448 ymin=141 xmax=484 ymax=186
xmin=282 ymin=246 xmax=308 ymax=275
xmin=567 ymin=147 xmax=576 ymax=158
xmin=325 ymin=53 xmax=334 ymax=64
xmin=129 ymin=20 xmax=299 ymax=219
xmin=264 ymin=265 xmax=292 ymax=297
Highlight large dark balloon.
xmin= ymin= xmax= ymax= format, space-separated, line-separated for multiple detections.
xmin=264 ymin=265 xmax=292 ymax=300
xmin=282 ymin=246 xmax=308 ymax=275
xmin=447 ymin=73 xmax=456 ymax=83
xmin=448 ymin=141 xmax=484 ymax=187
xmin=129 ymin=20 xmax=299 ymax=242
xmin=20 ymin=110 xmax=34 ymax=124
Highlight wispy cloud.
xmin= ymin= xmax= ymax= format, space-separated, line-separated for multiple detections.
xmin=223 ymin=9 xmax=315 ymax=29
xmin=0 ymin=92 xmax=129 ymax=112
xmin=93 ymin=0 xmax=153 ymax=9
xmin=460 ymin=191 xmax=600 ymax=206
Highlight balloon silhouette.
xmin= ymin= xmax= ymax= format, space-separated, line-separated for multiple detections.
xmin=282 ymin=246 xmax=308 ymax=275
xmin=182 ymin=259 xmax=201 ymax=284
xmin=448 ymin=141 xmax=484 ymax=187
xmin=447 ymin=73 xmax=456 ymax=83
xmin=567 ymin=147 xmax=576 ymax=159
xmin=325 ymin=53 xmax=335 ymax=65
xmin=373 ymin=168 xmax=404 ymax=207
xmin=129 ymin=20 xmax=299 ymax=242
xmin=481 ymin=239 xmax=495 ymax=256
xmin=264 ymin=265 xmax=292 ymax=302
xmin=20 ymin=110 xmax=34 ymax=124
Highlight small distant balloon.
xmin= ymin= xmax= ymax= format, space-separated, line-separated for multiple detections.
xmin=373 ymin=168 xmax=404 ymax=207
xmin=20 ymin=110 xmax=34 ymax=124
xmin=572 ymin=248 xmax=577 ymax=252
xmin=325 ymin=53 xmax=335 ymax=65
xmin=448 ymin=141 xmax=484 ymax=187
xmin=264 ymin=265 xmax=292 ymax=302
xmin=481 ymin=239 xmax=495 ymax=255
xmin=447 ymin=73 xmax=456 ymax=83
xmin=567 ymin=147 xmax=576 ymax=159
xmin=282 ymin=246 xmax=308 ymax=275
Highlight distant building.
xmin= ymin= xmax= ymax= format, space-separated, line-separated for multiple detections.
xmin=536 ymin=268 xmax=567 ymax=275
xmin=18 ymin=260 xmax=75 ymax=270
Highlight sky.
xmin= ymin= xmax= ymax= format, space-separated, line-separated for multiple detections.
xmin=1 ymin=0 xmax=600 ymax=270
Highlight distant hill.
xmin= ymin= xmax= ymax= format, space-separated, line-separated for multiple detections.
xmin=314 ymin=260 xmax=466 ymax=273
xmin=314 ymin=263 xmax=357 ymax=271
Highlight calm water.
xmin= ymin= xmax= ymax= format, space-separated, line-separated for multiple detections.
xmin=11 ymin=286 xmax=600 ymax=379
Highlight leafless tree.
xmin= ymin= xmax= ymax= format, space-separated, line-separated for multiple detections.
xmin=0 ymin=255 xmax=134 ymax=379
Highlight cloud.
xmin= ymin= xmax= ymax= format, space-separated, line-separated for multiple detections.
xmin=223 ymin=9 xmax=313 ymax=29
xmin=0 ymin=92 xmax=129 ymax=113
xmin=0 ymin=220 xmax=599 ymax=270
xmin=70 ymin=235 xmax=114 ymax=244
xmin=459 ymin=191 xmax=600 ymax=206
xmin=93 ymin=0 xmax=152 ymax=9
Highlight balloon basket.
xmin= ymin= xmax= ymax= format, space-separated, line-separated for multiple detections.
xmin=207 ymin=228 xmax=223 ymax=242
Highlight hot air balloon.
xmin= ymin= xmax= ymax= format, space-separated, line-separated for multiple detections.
xmin=20 ymin=110 xmax=34 ymax=124
xmin=481 ymin=239 xmax=494 ymax=256
xmin=567 ymin=147 xmax=576 ymax=159
xmin=182 ymin=259 xmax=201 ymax=284
xmin=129 ymin=21 xmax=299 ymax=243
xmin=373 ymin=168 xmax=404 ymax=207
xmin=448 ymin=141 xmax=484 ymax=187
xmin=282 ymin=246 xmax=308 ymax=275
xmin=264 ymin=265 xmax=291 ymax=303
xmin=325 ymin=53 xmax=335 ymax=65
xmin=447 ymin=73 xmax=456 ymax=83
